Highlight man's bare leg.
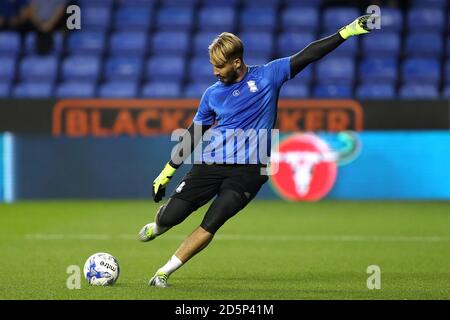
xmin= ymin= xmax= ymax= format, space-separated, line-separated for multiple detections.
xmin=149 ymin=226 xmax=213 ymax=287
xmin=175 ymin=226 xmax=214 ymax=263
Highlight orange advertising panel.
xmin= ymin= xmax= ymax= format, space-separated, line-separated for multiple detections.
xmin=52 ymin=99 xmax=363 ymax=137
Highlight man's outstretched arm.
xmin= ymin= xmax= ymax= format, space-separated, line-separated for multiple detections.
xmin=290 ymin=14 xmax=376 ymax=77
xmin=152 ymin=122 xmax=211 ymax=202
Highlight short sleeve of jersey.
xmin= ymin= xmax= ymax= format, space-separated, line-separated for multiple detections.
xmin=193 ymin=89 xmax=215 ymax=125
xmin=264 ymin=57 xmax=291 ymax=89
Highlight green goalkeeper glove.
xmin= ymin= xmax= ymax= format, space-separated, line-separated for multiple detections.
xmin=339 ymin=14 xmax=378 ymax=40
xmin=152 ymin=162 xmax=177 ymax=203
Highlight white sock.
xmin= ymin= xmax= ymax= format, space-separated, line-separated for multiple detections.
xmin=153 ymin=223 xmax=170 ymax=236
xmin=158 ymin=255 xmax=183 ymax=275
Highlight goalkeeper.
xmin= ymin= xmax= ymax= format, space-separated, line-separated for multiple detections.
xmin=138 ymin=15 xmax=377 ymax=288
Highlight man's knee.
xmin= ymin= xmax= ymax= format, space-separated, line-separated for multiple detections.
xmin=155 ymin=203 xmax=169 ymax=226
xmin=156 ymin=197 xmax=197 ymax=228
xmin=200 ymin=189 xmax=248 ymax=234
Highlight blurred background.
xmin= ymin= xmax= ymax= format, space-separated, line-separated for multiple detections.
xmin=0 ymin=0 xmax=449 ymax=201
xmin=0 ymin=0 xmax=446 ymax=99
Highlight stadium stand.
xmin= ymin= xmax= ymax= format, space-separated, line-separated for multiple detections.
xmin=56 ymin=82 xmax=97 ymax=98
xmin=141 ymin=81 xmax=182 ymax=97
xmin=0 ymin=0 xmax=447 ymax=98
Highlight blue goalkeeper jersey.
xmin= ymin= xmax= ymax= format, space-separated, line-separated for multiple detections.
xmin=193 ymin=57 xmax=292 ymax=165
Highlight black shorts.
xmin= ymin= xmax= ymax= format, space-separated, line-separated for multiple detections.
xmin=170 ymin=164 xmax=269 ymax=208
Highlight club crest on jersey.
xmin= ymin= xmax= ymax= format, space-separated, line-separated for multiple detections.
xmin=247 ymin=80 xmax=258 ymax=93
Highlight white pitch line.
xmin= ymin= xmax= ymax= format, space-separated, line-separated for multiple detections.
xmin=20 ymin=233 xmax=450 ymax=243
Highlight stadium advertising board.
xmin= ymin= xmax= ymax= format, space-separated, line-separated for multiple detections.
xmin=51 ymin=99 xmax=364 ymax=137
xmin=0 ymin=135 xmax=3 ymax=202
xmin=0 ymin=99 xmax=448 ymax=134
xmin=269 ymin=132 xmax=360 ymax=201
xmin=9 ymin=131 xmax=450 ymax=200
xmin=1 ymin=99 xmax=449 ymax=200
xmin=0 ymin=133 xmax=13 ymax=203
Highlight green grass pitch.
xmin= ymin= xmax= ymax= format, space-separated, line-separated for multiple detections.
xmin=0 ymin=200 xmax=449 ymax=300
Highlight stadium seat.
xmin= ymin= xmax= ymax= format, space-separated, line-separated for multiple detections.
xmin=445 ymin=36 xmax=450 ymax=57
xmin=115 ymin=0 xmax=155 ymax=6
xmin=105 ymin=57 xmax=143 ymax=81
xmin=0 ymin=57 xmax=16 ymax=81
xmin=313 ymin=84 xmax=352 ymax=98
xmin=141 ymin=82 xmax=182 ymax=98
xmin=406 ymin=33 xmax=443 ymax=57
xmin=362 ymin=32 xmax=400 ymax=57
xmin=194 ymin=32 xmax=218 ymax=54
xmin=323 ymin=7 xmax=359 ymax=31
xmin=184 ymin=82 xmax=212 ymax=98
xmin=146 ymin=56 xmax=186 ymax=81
xmin=280 ymin=82 xmax=310 ymax=98
xmin=411 ymin=0 xmax=447 ymax=7
xmin=356 ymin=84 xmax=396 ymax=99
xmin=285 ymin=0 xmax=322 ymax=6
xmin=99 ymin=82 xmax=138 ymax=98
xmin=201 ymin=0 xmax=239 ymax=7
xmin=25 ymin=32 xmax=63 ymax=55
xmin=243 ymin=0 xmax=281 ymax=9
xmin=77 ymin=0 xmax=114 ymax=7
xmin=246 ymin=54 xmax=271 ymax=66
xmin=114 ymin=6 xmax=152 ymax=30
xmin=316 ymin=57 xmax=355 ymax=84
xmin=240 ymin=9 xmax=277 ymax=31
xmin=277 ymin=32 xmax=315 ymax=57
xmin=0 ymin=83 xmax=11 ymax=97
xmin=13 ymin=82 xmax=54 ymax=98
xmin=407 ymin=8 xmax=444 ymax=31
xmin=156 ymin=7 xmax=194 ymax=30
xmin=402 ymin=58 xmax=441 ymax=83
xmin=444 ymin=60 xmax=450 ymax=82
xmin=379 ymin=8 xmax=403 ymax=31
xmin=281 ymin=7 xmax=319 ymax=32
xmin=109 ymin=31 xmax=147 ymax=56
xmin=62 ymin=56 xmax=101 ymax=82
xmin=150 ymin=31 xmax=190 ymax=55
xmin=0 ymin=32 xmax=21 ymax=56
xmin=67 ymin=32 xmax=106 ymax=55
xmin=162 ymin=0 xmax=199 ymax=7
xmin=198 ymin=7 xmax=236 ymax=31
xmin=20 ymin=56 xmax=58 ymax=82
xmin=399 ymin=84 xmax=439 ymax=99
xmin=359 ymin=58 xmax=398 ymax=83
xmin=239 ymin=32 xmax=273 ymax=57
xmin=188 ymin=56 xmax=216 ymax=83
xmin=80 ymin=5 xmax=112 ymax=31
xmin=442 ymin=85 xmax=450 ymax=98
xmin=56 ymin=82 xmax=97 ymax=98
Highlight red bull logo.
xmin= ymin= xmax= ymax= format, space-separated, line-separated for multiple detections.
xmin=270 ymin=132 xmax=360 ymax=201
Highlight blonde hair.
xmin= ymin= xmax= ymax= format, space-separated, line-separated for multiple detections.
xmin=208 ymin=32 xmax=244 ymax=66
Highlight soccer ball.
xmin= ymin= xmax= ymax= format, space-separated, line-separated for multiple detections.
xmin=83 ymin=252 xmax=120 ymax=286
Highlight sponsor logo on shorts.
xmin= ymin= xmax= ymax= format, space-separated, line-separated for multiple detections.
xmin=176 ymin=181 xmax=186 ymax=193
